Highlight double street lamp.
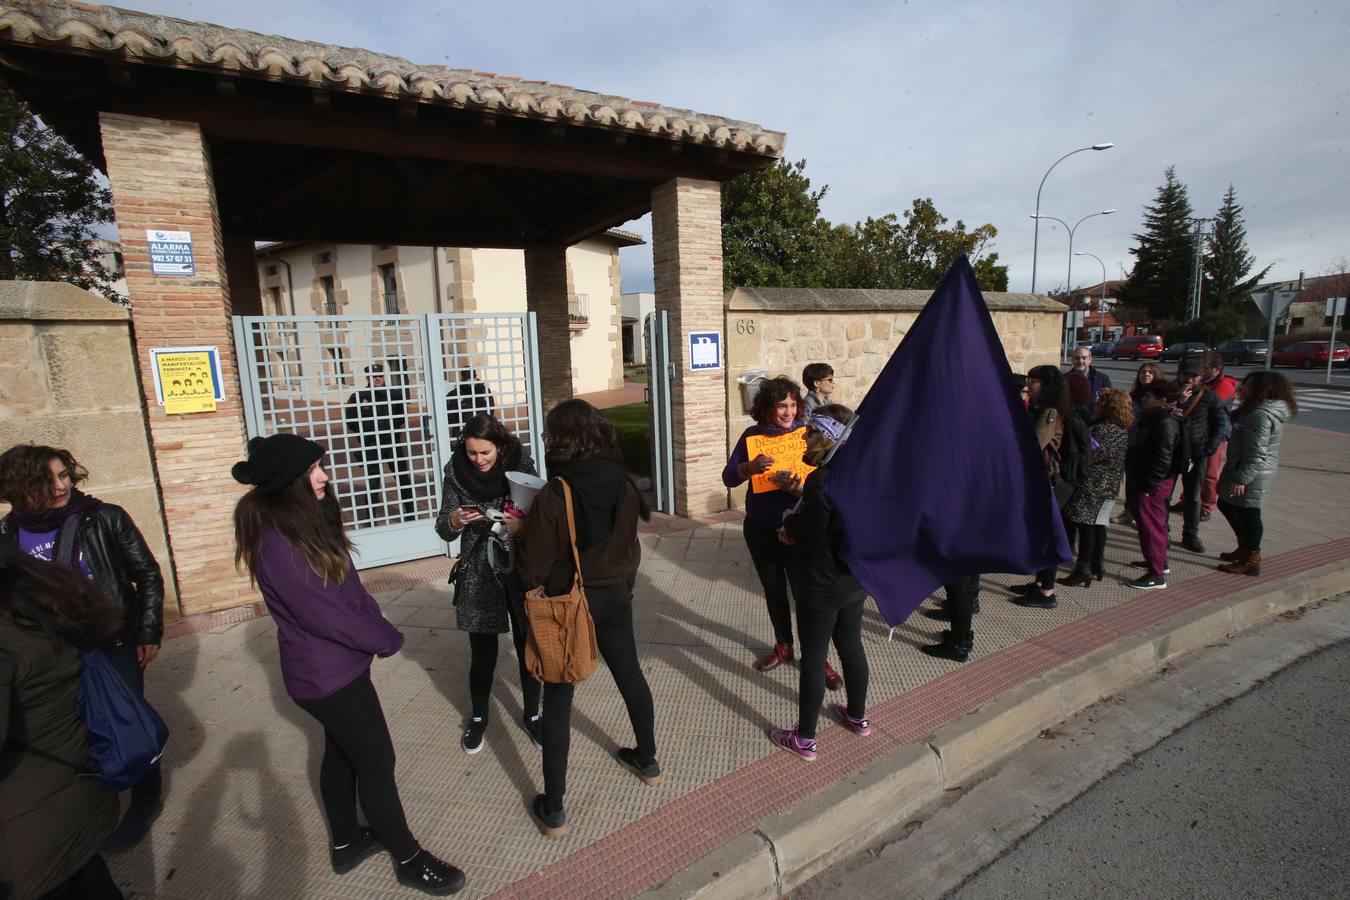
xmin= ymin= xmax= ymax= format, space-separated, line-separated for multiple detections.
xmin=1075 ymin=251 xmax=1108 ymax=342
xmin=1030 ymin=143 xmax=1114 ymax=294
xmin=1033 ymin=210 xmax=1115 ymax=359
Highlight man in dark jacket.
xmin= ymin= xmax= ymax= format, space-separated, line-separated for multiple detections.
xmin=1065 ymin=346 xmax=1113 ymax=410
xmin=1124 ymin=383 xmax=1179 ymax=590
xmin=0 ymin=443 xmax=166 ymax=849
xmin=444 ymin=368 xmax=496 ymax=439
xmin=344 ymin=363 xmax=416 ymax=515
xmin=1170 ymin=361 xmax=1226 ymax=553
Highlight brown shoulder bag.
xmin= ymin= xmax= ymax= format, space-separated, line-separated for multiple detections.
xmin=523 ymin=478 xmax=600 ymax=684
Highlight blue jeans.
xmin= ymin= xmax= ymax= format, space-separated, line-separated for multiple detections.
xmin=103 ymin=640 xmax=163 ymax=801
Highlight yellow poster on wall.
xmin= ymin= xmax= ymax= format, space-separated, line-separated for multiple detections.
xmin=744 ymin=427 xmax=815 ymax=494
xmin=150 ymin=347 xmax=221 ymax=414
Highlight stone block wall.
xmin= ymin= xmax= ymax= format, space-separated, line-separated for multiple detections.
xmin=0 ymin=280 xmax=179 ymax=614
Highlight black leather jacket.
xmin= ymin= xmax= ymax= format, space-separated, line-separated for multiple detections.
xmin=1 ymin=504 xmax=165 ymax=645
xmin=1125 ymin=407 xmax=1180 ymax=491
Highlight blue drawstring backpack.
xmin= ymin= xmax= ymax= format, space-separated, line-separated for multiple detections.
xmin=50 ymin=515 xmax=169 ymax=791
xmin=78 ymin=647 xmax=169 ymax=791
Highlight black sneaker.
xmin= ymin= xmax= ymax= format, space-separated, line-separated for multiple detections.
xmin=331 ymin=827 xmax=382 ymax=875
xmin=531 ymin=794 xmax=569 ymax=838
xmin=614 ymin=747 xmax=663 ymax=786
xmin=1180 ymin=535 xmax=1206 ymax=553
xmin=461 ymin=718 xmax=486 ymax=755
xmin=523 ymin=714 xmax=543 ymax=750
xmin=395 ymin=849 xmax=467 ymax=895
xmin=1128 ymin=573 xmax=1167 ymax=591
xmin=1010 ymin=593 xmax=1057 ymax=609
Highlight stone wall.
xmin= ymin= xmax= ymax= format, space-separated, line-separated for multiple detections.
xmin=722 ymin=286 xmax=1065 ymax=507
xmin=0 ymin=280 xmax=179 ymax=614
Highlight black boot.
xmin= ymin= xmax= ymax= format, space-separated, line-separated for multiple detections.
xmin=920 ymin=630 xmax=973 ymax=663
xmin=1091 ymin=525 xmax=1107 ymax=580
xmin=1057 ymin=569 xmax=1093 ymax=588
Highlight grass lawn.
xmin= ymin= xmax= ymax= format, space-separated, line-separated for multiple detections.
xmin=623 ymin=364 xmax=648 ymax=384
xmin=600 ymin=401 xmax=652 ymax=476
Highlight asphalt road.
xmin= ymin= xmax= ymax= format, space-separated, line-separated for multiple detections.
xmin=1087 ymin=358 xmax=1350 ymax=434
xmin=952 ymin=640 xmax=1350 ymax=900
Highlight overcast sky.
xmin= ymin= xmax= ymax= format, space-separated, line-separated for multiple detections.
xmin=132 ymin=0 xmax=1347 ymax=294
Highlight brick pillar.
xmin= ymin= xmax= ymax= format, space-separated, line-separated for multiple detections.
xmin=223 ymin=233 xmax=262 ymax=316
xmin=524 ymin=246 xmax=574 ymax=413
xmin=99 ymin=113 xmax=253 ymax=617
xmin=652 ymin=178 xmax=728 ymax=517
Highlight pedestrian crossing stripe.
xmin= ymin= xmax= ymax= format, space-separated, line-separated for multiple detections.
xmin=1297 ymin=389 xmax=1350 ymax=412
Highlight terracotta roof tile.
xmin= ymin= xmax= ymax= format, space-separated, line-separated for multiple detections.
xmin=0 ymin=1 xmax=786 ymax=156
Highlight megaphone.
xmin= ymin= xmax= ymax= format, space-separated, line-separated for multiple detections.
xmin=506 ymin=471 xmax=547 ymax=513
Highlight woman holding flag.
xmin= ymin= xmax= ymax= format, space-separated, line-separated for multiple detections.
xmin=722 ymin=378 xmax=842 ymax=689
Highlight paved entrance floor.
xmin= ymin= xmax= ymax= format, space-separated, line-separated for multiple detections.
xmin=108 ymin=426 xmax=1350 ymax=899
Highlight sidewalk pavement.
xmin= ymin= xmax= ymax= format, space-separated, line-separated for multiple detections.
xmin=108 ymin=425 xmax=1350 ymax=899
xmin=575 ymin=381 xmax=648 ymax=410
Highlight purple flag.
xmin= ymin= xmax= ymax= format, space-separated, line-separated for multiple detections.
xmin=825 ymin=256 xmax=1071 ymax=626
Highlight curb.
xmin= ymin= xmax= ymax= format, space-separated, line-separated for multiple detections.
xmin=641 ymin=556 xmax=1350 ymax=899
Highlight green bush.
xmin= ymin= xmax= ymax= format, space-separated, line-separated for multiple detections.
xmin=600 ymin=401 xmax=652 ymax=476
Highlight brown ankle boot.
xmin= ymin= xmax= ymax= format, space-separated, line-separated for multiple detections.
xmin=1217 ymin=550 xmax=1261 ymax=576
xmin=1218 ymin=545 xmax=1247 ymax=562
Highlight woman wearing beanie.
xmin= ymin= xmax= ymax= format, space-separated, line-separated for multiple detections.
xmin=770 ymin=405 xmax=871 ymax=762
xmin=232 ymin=434 xmax=465 ymax=896
xmin=433 ymin=414 xmax=541 ymax=755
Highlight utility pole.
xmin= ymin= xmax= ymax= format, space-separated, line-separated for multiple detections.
xmin=1186 ymin=218 xmax=1213 ymax=322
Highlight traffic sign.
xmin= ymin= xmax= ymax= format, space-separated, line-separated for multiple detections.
xmin=1249 ymin=290 xmax=1298 ymax=319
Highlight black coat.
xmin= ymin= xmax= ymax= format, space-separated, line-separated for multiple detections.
xmin=1125 ymin=407 xmax=1180 ymax=491
xmin=1178 ymin=385 xmax=1225 ymax=462
xmin=0 ymin=504 xmax=165 ymax=646
xmin=782 ymin=467 xmax=864 ymax=604
xmin=343 ymin=387 xmax=408 ymax=451
xmin=1 ymin=619 xmax=119 ymax=899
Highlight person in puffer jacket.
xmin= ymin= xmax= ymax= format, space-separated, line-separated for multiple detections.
xmin=1215 ymin=371 xmax=1297 ymax=578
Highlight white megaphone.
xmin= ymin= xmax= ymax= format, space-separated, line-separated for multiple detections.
xmin=506 ymin=471 xmax=547 ymax=513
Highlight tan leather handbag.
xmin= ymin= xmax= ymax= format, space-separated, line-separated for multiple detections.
xmin=523 ymin=479 xmax=600 ymax=684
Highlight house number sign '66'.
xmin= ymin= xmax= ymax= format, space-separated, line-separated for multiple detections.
xmin=733 ymin=318 xmax=757 ymax=335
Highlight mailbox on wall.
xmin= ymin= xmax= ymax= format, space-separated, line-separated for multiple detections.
xmin=737 ymin=370 xmax=766 ymax=414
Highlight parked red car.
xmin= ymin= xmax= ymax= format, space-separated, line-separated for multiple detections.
xmin=1111 ymin=334 xmax=1164 ymax=360
xmin=1271 ymin=341 xmax=1350 ymax=368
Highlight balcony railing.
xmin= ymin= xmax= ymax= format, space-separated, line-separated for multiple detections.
xmin=568 ymin=293 xmax=589 ymax=328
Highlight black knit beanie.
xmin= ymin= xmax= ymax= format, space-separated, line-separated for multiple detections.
xmin=231 ymin=434 xmax=324 ymax=494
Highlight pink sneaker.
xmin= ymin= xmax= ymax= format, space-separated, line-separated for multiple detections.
xmin=834 ymin=704 xmax=872 ymax=736
xmin=770 ymin=725 xmax=817 ymax=761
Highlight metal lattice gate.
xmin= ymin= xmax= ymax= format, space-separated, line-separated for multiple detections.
xmin=232 ymin=313 xmax=544 ymax=568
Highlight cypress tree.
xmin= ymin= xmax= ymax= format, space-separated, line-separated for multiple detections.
xmin=1118 ymin=167 xmax=1194 ymax=321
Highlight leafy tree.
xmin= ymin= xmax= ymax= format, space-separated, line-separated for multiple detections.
xmin=722 ymin=160 xmax=1008 ymax=292
xmin=1200 ymin=184 xmax=1268 ymax=339
xmin=721 ymin=159 xmax=834 ymax=291
xmin=1118 ymin=166 xmax=1194 ymax=321
xmin=0 ymin=87 xmax=120 ymax=302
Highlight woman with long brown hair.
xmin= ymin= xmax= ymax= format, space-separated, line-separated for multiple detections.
xmin=232 ymin=434 xmax=466 ymax=896
xmin=1 ymin=546 xmax=125 ymax=899
xmin=1216 ymin=371 xmax=1297 ymax=577
xmin=517 ymin=400 xmax=656 ymax=837
xmin=1011 ymin=365 xmax=1073 ymax=608
xmin=1059 ymin=389 xmax=1133 ymax=588
xmin=434 ymin=413 xmax=540 ymax=755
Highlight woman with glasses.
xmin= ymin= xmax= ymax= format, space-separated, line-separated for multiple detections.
xmin=517 ymin=400 xmax=657 ymax=837
xmin=434 ymin=413 xmax=540 ymax=755
xmin=801 ymin=363 xmax=836 ymax=416
xmin=770 ymin=405 xmax=872 ymax=761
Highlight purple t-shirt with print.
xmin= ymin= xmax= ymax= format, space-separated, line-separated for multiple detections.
xmin=18 ymin=526 xmax=93 ymax=579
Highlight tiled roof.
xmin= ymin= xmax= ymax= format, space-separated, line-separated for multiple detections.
xmin=0 ymin=1 xmax=785 ymax=156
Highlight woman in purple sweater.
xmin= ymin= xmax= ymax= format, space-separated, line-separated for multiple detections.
xmin=722 ymin=377 xmax=841 ymax=689
xmin=232 ymin=434 xmax=464 ymax=896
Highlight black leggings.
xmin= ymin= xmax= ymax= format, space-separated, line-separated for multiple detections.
xmin=40 ymin=853 xmax=122 ymax=900
xmin=1074 ymin=523 xmax=1108 ymax=576
xmin=1036 ymin=514 xmax=1074 ymax=589
xmin=795 ymin=590 xmax=869 ymax=740
xmin=467 ymin=592 xmax=540 ymax=721
xmin=294 ymin=670 xmax=418 ymax=860
xmin=942 ymin=575 xmax=982 ymax=644
xmin=1218 ymin=500 xmax=1264 ymax=552
xmin=541 ymin=584 xmax=656 ymax=810
xmin=744 ymin=518 xmax=797 ymax=646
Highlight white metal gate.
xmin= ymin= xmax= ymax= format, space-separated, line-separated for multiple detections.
xmin=232 ymin=312 xmax=544 ymax=568
xmin=645 ymin=310 xmax=675 ymax=514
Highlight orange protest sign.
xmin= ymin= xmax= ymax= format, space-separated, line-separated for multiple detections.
xmin=745 ymin=427 xmax=815 ymax=494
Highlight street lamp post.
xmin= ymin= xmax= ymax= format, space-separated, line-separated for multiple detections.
xmin=1033 ymin=209 xmax=1115 ymax=357
xmin=1075 ymin=251 xmax=1108 ymax=342
xmin=1031 ymin=143 xmax=1114 ymax=294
